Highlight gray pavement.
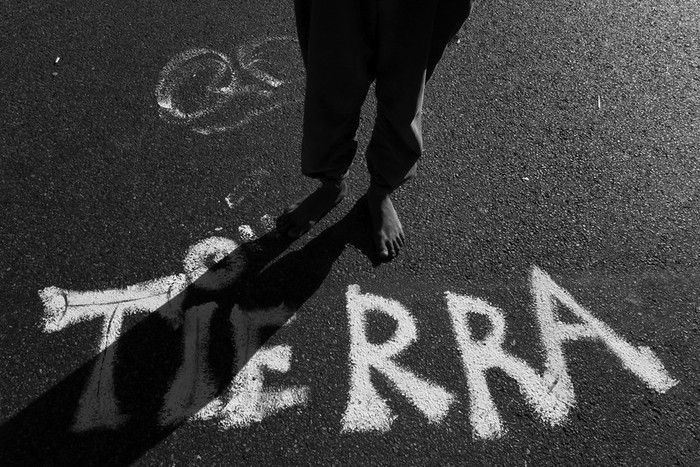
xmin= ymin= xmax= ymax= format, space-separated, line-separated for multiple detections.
xmin=1 ymin=0 xmax=699 ymax=465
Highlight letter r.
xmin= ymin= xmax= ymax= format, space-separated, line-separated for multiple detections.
xmin=342 ymin=285 xmax=454 ymax=432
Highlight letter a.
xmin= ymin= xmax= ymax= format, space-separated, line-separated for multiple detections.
xmin=447 ymin=293 xmax=572 ymax=440
xmin=342 ymin=285 xmax=453 ymax=432
xmin=531 ymin=266 xmax=678 ymax=394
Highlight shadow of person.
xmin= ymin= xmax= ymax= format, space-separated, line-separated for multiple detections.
xmin=0 ymin=197 xmax=375 ymax=466
xmin=226 ymin=195 xmax=377 ymax=311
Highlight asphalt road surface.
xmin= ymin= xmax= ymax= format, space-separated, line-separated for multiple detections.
xmin=1 ymin=0 xmax=699 ymax=465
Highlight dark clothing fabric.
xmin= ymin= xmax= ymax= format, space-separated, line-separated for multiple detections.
xmin=294 ymin=0 xmax=473 ymax=190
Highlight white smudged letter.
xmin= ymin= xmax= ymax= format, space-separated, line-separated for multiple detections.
xmin=259 ymin=214 xmax=275 ymax=232
xmin=39 ymin=275 xmax=187 ymax=431
xmin=160 ymin=303 xmax=218 ymax=425
xmin=37 ymin=236 xmax=239 ymax=431
xmin=204 ymin=305 xmax=307 ymax=428
xmin=217 ymin=345 xmax=308 ymax=428
xmin=182 ymin=236 xmax=242 ymax=292
xmin=446 ymin=293 xmax=572 ymax=440
xmin=155 ymin=48 xmax=253 ymax=123
xmin=342 ymin=285 xmax=453 ymax=432
xmin=238 ymin=225 xmax=256 ymax=242
xmin=530 ymin=266 xmax=678 ymax=394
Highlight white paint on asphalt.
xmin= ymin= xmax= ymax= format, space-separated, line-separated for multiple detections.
xmin=238 ymin=225 xmax=256 ymax=241
xmin=191 ymin=101 xmax=294 ymax=135
xmin=39 ymin=235 xmax=240 ymax=331
xmin=237 ymin=36 xmax=299 ymax=89
xmin=39 ymin=276 xmax=187 ymax=333
xmin=234 ymin=216 xmax=275 ymax=242
xmin=160 ymin=303 xmax=218 ymax=426
xmin=156 ymin=36 xmax=303 ymax=135
xmin=216 ymin=344 xmax=309 ymax=429
xmin=447 ymin=293 xmax=571 ymax=440
xmin=445 ymin=266 xmax=678 ymax=440
xmin=155 ymin=48 xmax=254 ymax=122
xmin=197 ymin=305 xmax=307 ymax=428
xmin=342 ymin=285 xmax=454 ymax=432
xmin=37 ymin=236 xmax=239 ymax=431
xmin=259 ymin=214 xmax=275 ymax=231
xmin=224 ymin=168 xmax=270 ymax=210
xmin=229 ymin=304 xmax=294 ymax=372
xmin=71 ymin=305 xmax=128 ymax=431
xmin=182 ymin=236 xmax=242 ymax=291
xmin=39 ymin=274 xmax=188 ymax=431
xmin=530 ymin=266 xmax=678 ymax=394
xmin=39 ymin=255 xmax=679 ymax=437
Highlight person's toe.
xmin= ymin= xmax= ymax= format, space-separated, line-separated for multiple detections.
xmin=377 ymin=240 xmax=389 ymax=258
xmin=385 ymin=240 xmax=396 ymax=258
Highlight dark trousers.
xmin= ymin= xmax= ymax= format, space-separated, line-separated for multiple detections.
xmin=294 ymin=0 xmax=473 ymax=190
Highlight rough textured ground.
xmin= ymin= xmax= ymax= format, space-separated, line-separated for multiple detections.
xmin=1 ymin=0 xmax=698 ymax=465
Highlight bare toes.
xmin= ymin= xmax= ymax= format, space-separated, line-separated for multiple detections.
xmin=277 ymin=180 xmax=347 ymax=238
xmin=377 ymin=239 xmax=390 ymax=257
xmin=387 ymin=241 xmax=396 ymax=258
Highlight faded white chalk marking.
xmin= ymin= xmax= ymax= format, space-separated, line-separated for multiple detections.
xmin=216 ymin=345 xmax=308 ymax=428
xmin=39 ymin=236 xmax=241 ymax=327
xmin=238 ymin=225 xmax=256 ymax=242
xmin=224 ymin=168 xmax=270 ymax=210
xmin=160 ymin=303 xmax=218 ymax=425
xmin=156 ymin=48 xmax=256 ymax=123
xmin=72 ymin=305 xmax=127 ymax=431
xmin=259 ymin=214 xmax=275 ymax=232
xmin=40 ymin=250 xmax=679 ymax=437
xmin=531 ymin=266 xmax=678 ymax=394
xmin=230 ymin=304 xmax=293 ymax=378
xmin=157 ymin=36 xmax=304 ymax=135
xmin=40 ymin=275 xmax=187 ymax=333
xmin=39 ymin=236 xmax=242 ymax=329
xmin=342 ymin=285 xmax=453 ymax=432
xmin=182 ymin=236 xmax=242 ymax=292
xmin=198 ymin=304 xmax=306 ymax=427
xmin=192 ymin=101 xmax=296 ymax=135
xmin=38 ymin=236 xmax=244 ymax=431
xmin=39 ymin=274 xmax=187 ymax=431
xmin=445 ymin=266 xmax=678 ymax=440
xmin=237 ymin=36 xmax=298 ymax=89
xmin=446 ymin=293 xmax=571 ymax=440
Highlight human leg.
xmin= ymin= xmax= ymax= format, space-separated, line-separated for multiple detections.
xmin=365 ymin=0 xmax=473 ymax=257
xmin=427 ymin=0 xmax=474 ymax=81
xmin=362 ymin=1 xmax=436 ymax=257
xmin=279 ymin=0 xmax=375 ymax=238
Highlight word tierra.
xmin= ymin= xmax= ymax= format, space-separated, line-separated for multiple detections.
xmin=40 ymin=247 xmax=677 ymax=440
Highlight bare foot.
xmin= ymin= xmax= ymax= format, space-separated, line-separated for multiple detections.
xmin=367 ymin=185 xmax=405 ymax=259
xmin=277 ymin=180 xmax=348 ymax=238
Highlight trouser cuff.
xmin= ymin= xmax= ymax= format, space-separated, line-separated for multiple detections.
xmin=368 ymin=177 xmax=394 ymax=196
